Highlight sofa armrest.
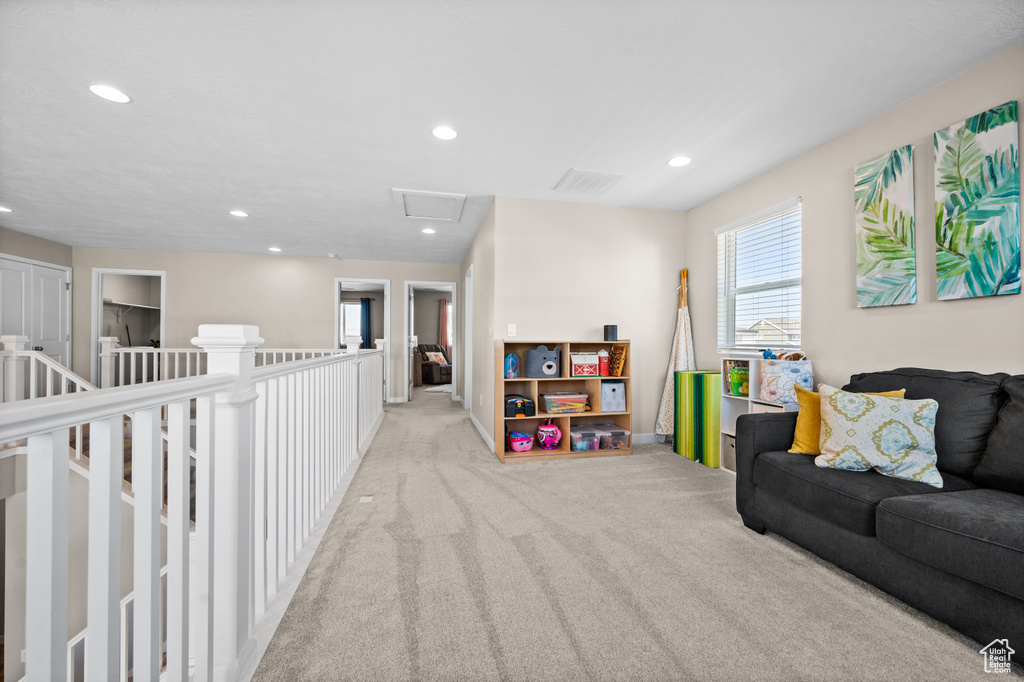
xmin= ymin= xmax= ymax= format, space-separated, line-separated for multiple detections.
xmin=735 ymin=411 xmax=799 ymax=531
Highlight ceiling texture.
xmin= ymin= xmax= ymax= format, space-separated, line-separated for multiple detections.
xmin=1 ymin=1 xmax=1022 ymax=264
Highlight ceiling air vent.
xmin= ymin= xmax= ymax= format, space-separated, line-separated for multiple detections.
xmin=392 ymin=189 xmax=466 ymax=222
xmin=553 ymin=168 xmax=624 ymax=194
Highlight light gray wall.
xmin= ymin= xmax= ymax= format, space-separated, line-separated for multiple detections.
xmin=459 ymin=199 xmax=496 ymax=429
xmin=72 ymin=247 xmax=458 ymax=400
xmin=492 ymin=196 xmax=687 ymax=438
xmin=413 ymin=290 xmax=450 ymax=348
xmin=0 ymin=225 xmax=72 ymax=267
xmin=684 ymin=43 xmax=1024 ymax=388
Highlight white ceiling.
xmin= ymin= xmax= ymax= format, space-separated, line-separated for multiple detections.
xmin=1 ymin=1 xmax=1022 ymax=264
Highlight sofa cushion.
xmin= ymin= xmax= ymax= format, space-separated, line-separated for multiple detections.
xmin=815 ymin=385 xmax=942 ymax=487
xmin=753 ymin=450 xmax=975 ymax=537
xmin=843 ymin=368 xmax=1009 ymax=477
xmin=973 ymin=376 xmax=1024 ymax=495
xmin=877 ymin=489 xmax=1024 ymax=601
xmin=788 ymin=384 xmax=905 ymax=455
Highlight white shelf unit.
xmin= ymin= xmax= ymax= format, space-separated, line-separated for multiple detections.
xmin=719 ymin=357 xmax=799 ymax=472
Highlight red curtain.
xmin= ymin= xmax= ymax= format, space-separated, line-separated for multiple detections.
xmin=439 ymin=298 xmax=450 ymax=359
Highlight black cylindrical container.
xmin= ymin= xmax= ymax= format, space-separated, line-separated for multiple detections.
xmin=604 ymin=325 xmax=618 ymax=341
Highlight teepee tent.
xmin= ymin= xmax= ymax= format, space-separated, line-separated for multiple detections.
xmin=655 ymin=269 xmax=696 ymax=436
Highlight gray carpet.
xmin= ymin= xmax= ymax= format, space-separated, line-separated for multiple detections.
xmin=253 ymin=390 xmax=1005 ymax=681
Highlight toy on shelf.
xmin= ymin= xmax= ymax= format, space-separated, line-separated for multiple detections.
xmin=536 ymin=419 xmax=562 ymax=450
xmin=504 ymin=353 xmax=520 ymax=378
xmin=508 ymin=431 xmax=535 ymax=452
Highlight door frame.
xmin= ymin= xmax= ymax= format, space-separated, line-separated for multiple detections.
xmin=462 ymin=265 xmax=473 ymax=410
xmin=403 ymin=279 xmax=458 ymax=402
xmin=0 ymin=252 xmax=72 ymax=368
xmin=90 ymin=268 xmax=166 ymax=385
xmin=335 ymin=277 xmax=391 ymax=400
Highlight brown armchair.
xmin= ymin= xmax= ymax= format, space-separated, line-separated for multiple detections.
xmin=418 ymin=344 xmax=452 ymax=384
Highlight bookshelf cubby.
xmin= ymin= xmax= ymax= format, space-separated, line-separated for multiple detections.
xmin=494 ymin=340 xmax=632 ymax=463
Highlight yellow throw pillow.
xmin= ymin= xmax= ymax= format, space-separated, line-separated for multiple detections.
xmin=789 ymin=384 xmax=906 ymax=455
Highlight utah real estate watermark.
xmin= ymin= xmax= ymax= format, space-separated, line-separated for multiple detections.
xmin=979 ymin=639 xmax=1015 ymax=674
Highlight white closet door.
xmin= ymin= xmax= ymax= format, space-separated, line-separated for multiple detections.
xmin=0 ymin=256 xmax=71 ymax=366
xmin=0 ymin=256 xmax=32 ymax=336
xmin=33 ymin=265 xmax=70 ymax=365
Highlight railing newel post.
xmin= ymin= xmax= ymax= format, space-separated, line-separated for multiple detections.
xmin=191 ymin=324 xmax=264 ymax=682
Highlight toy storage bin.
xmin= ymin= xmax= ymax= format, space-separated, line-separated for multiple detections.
xmin=541 ymin=392 xmax=588 ymax=414
xmin=589 ymin=423 xmax=631 ymax=450
xmin=569 ymin=426 xmax=600 ymax=451
xmin=601 ymin=380 xmax=626 ymax=412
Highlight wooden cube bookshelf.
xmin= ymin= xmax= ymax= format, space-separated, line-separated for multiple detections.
xmin=494 ymin=340 xmax=632 ymax=463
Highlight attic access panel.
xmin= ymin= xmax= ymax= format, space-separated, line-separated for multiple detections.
xmin=392 ymin=189 xmax=466 ymax=222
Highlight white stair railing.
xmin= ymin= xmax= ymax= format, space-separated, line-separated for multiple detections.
xmin=1 ymin=335 xmax=95 ymax=403
xmin=0 ymin=325 xmax=386 ymax=682
xmin=98 ymin=338 xmax=351 ymax=388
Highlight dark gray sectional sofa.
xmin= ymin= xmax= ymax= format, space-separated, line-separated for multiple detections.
xmin=736 ymin=368 xmax=1023 ymax=648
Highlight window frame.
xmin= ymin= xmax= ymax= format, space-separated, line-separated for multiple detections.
xmin=716 ymin=198 xmax=802 ymax=353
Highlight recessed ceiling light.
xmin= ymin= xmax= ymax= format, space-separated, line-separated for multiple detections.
xmin=0 ymin=206 xmax=11 ymax=213
xmin=422 ymin=228 xmax=436 ymax=234
xmin=432 ymin=126 xmax=457 ymax=141
xmin=89 ymin=84 xmax=131 ymax=104
xmin=668 ymin=156 xmax=692 ymax=167
xmin=230 ymin=210 xmax=248 ymax=217
xmin=268 ymin=247 xmax=281 ymax=252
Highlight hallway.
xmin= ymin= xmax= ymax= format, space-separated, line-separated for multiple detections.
xmin=252 ymin=390 xmax=985 ymax=681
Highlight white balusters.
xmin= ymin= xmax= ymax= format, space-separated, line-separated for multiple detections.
xmin=132 ymin=406 xmax=163 ymax=682
xmin=3 ymin=331 xmax=386 ymax=682
xmin=166 ymin=399 xmax=191 ymax=680
xmin=25 ymin=429 xmax=70 ymax=681
xmin=86 ymin=416 xmax=124 ymax=680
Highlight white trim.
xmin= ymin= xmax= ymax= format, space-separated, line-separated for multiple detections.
xmin=713 ymin=197 xmax=801 ymax=235
xmin=463 ymin=265 xmax=474 ymax=412
xmin=1 ymin=252 xmax=73 ymax=371
xmin=90 ymin=268 xmax=166 ymax=385
xmin=403 ymin=279 xmax=457 ymax=402
xmin=335 ymin=278 xmax=391 ymax=402
xmin=469 ymin=409 xmax=494 ymax=453
xmin=386 ymin=396 xmax=408 ymax=404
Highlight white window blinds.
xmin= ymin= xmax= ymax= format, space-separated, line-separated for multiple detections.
xmin=717 ymin=199 xmax=802 ymax=352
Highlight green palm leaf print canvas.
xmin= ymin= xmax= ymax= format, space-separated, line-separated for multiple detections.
xmin=855 ymin=145 xmax=917 ymax=307
xmin=934 ymin=101 xmax=1020 ymax=300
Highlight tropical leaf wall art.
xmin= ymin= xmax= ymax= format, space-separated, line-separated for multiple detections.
xmin=855 ymin=145 xmax=917 ymax=307
xmin=934 ymin=100 xmax=1020 ymax=300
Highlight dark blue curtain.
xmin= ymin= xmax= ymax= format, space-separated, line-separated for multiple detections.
xmin=360 ymin=297 xmax=372 ymax=349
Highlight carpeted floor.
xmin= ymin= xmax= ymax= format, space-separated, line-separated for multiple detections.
xmin=252 ymin=390 xmax=1006 ymax=681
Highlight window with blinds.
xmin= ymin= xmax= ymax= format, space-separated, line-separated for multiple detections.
xmin=717 ymin=199 xmax=801 ymax=352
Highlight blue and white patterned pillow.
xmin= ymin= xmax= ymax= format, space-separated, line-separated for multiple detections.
xmin=814 ymin=384 xmax=942 ymax=488
xmin=759 ymin=360 xmax=814 ymax=405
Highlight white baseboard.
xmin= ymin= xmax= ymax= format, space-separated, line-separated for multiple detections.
xmin=632 ymin=433 xmax=660 ymax=445
xmin=469 ymin=410 xmax=494 ymax=452
xmin=386 ymin=396 xmax=407 ymax=403
xmin=358 ymin=410 xmax=385 ymax=456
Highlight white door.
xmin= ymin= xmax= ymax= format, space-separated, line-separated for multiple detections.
xmin=0 ymin=256 xmax=70 ymax=366
xmin=0 ymin=257 xmax=31 ymax=337
xmin=33 ymin=265 xmax=70 ymax=365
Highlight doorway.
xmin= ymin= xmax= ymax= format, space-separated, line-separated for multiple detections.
xmin=336 ymin=278 xmax=391 ymax=400
xmin=90 ymin=268 xmax=166 ymax=384
xmin=0 ymin=253 xmax=72 ymax=368
xmin=404 ymin=280 xmax=457 ymax=402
